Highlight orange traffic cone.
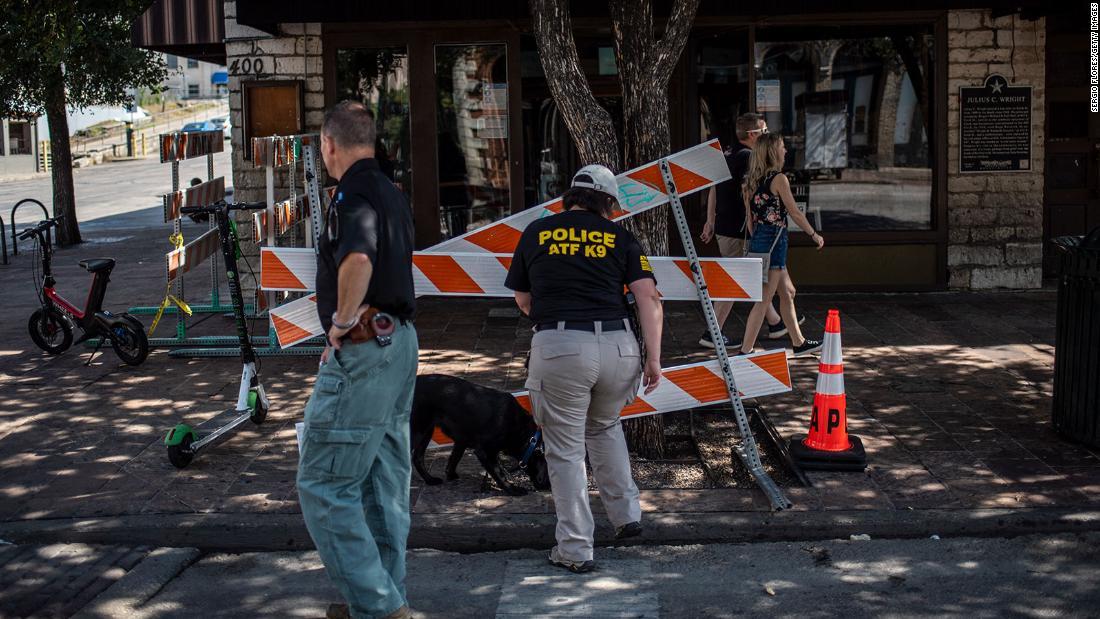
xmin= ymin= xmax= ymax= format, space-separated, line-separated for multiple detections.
xmin=789 ymin=309 xmax=866 ymax=471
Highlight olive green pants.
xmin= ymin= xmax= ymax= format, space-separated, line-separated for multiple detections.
xmin=525 ymin=322 xmax=643 ymax=562
xmin=297 ymin=324 xmax=418 ymax=618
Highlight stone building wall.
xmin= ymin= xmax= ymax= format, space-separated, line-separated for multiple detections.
xmin=223 ymin=1 xmax=324 ymax=204
xmin=946 ymin=10 xmax=1046 ymax=289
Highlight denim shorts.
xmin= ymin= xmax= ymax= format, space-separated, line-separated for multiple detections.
xmin=749 ymin=223 xmax=788 ymax=270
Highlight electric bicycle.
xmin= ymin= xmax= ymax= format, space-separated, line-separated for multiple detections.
xmin=19 ymin=217 xmax=149 ymax=365
xmin=164 ymin=200 xmax=271 ymax=468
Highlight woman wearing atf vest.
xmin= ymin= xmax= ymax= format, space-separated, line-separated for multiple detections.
xmin=737 ymin=132 xmax=825 ymax=357
xmin=505 ymin=165 xmax=664 ymax=573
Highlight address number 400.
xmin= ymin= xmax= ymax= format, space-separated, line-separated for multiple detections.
xmin=229 ymin=58 xmax=265 ymax=75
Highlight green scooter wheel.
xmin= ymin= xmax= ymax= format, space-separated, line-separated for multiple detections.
xmin=248 ymin=390 xmax=267 ymax=425
xmin=165 ymin=423 xmax=196 ymax=468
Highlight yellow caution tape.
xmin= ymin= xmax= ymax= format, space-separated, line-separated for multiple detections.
xmin=148 ymin=233 xmax=192 ymax=336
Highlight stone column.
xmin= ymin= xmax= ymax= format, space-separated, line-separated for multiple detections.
xmin=946 ymin=9 xmax=1046 ymax=289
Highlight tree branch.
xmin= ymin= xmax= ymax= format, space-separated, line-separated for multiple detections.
xmin=652 ymin=0 xmax=700 ymax=84
xmin=529 ymin=0 xmax=621 ymax=169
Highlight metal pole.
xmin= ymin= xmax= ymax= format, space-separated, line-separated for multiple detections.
xmin=658 ymin=158 xmax=791 ymax=511
xmin=303 ymin=138 xmax=323 ymax=249
xmin=172 ymin=159 xmax=187 ymax=343
xmin=208 ymin=152 xmax=220 ymax=308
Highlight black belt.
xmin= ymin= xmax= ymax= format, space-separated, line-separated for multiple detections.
xmin=535 ymin=320 xmax=627 ymax=333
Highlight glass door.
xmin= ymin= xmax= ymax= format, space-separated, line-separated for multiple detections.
xmin=434 ymin=43 xmax=512 ymax=240
xmin=335 ymin=47 xmax=413 ymax=205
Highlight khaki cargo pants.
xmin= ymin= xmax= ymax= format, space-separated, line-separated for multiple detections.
xmin=525 ymin=321 xmax=643 ymax=562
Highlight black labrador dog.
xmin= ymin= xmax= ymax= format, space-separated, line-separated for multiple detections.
xmin=411 ymin=374 xmax=550 ymax=496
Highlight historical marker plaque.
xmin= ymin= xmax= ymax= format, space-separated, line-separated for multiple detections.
xmin=959 ymin=74 xmax=1032 ymax=173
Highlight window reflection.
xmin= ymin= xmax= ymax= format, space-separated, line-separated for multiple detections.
xmin=436 ymin=44 xmax=511 ymax=240
xmin=755 ymin=29 xmax=935 ymax=231
xmin=335 ymin=47 xmax=412 ymax=204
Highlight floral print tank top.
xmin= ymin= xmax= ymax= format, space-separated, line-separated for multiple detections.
xmin=749 ymin=171 xmax=786 ymax=227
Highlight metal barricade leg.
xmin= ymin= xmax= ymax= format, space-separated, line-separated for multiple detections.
xmin=658 ymin=158 xmax=791 ymax=511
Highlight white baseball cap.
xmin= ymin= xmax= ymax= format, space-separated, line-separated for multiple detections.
xmin=571 ymin=164 xmax=618 ymax=200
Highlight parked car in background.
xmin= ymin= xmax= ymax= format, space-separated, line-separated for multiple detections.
xmin=181 ymin=121 xmax=218 ymax=133
xmin=210 ymin=117 xmax=232 ymax=140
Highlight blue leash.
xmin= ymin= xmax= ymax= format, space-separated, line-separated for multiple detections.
xmin=519 ymin=428 xmax=542 ymax=467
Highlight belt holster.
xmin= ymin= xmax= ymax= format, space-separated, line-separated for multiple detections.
xmin=347 ymin=308 xmax=382 ymax=345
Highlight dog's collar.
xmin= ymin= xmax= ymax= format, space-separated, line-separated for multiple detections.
xmin=519 ymin=429 xmax=542 ymax=468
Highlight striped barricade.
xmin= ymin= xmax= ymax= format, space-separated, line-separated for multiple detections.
xmin=268 ymin=293 xmax=321 ymax=348
xmin=166 ymin=229 xmax=221 ymax=284
xmin=260 ymin=247 xmax=763 ymax=301
xmin=429 ymin=348 xmax=792 ymax=447
xmin=163 ymin=177 xmax=226 ymax=222
xmin=425 ymin=139 xmax=730 ymax=255
xmin=159 ymin=130 xmax=224 ymax=163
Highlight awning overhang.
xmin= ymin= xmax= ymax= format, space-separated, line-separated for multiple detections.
xmin=132 ymin=0 xmax=226 ymax=65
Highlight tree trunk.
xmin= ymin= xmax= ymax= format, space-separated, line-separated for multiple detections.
xmin=609 ymin=0 xmax=699 ymax=459
xmin=44 ymin=65 xmax=81 ymax=246
xmin=529 ymin=0 xmax=620 ymax=170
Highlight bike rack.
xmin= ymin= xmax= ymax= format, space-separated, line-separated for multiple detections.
xmin=10 ymin=198 xmax=49 ymax=256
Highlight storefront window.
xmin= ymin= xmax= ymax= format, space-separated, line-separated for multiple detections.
xmin=755 ymin=27 xmax=935 ymax=231
xmin=435 ymin=43 xmax=511 ymax=240
xmin=696 ymin=31 xmax=751 ymax=146
xmin=8 ymin=121 xmax=33 ymax=155
xmin=335 ymin=47 xmax=412 ymax=205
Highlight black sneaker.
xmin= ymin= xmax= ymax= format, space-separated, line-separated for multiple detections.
xmin=699 ymin=332 xmax=733 ymax=349
xmin=791 ymin=338 xmax=823 ymax=357
xmin=549 ymin=555 xmax=596 ymax=573
xmin=767 ymin=315 xmax=806 ymax=339
xmin=615 ymin=521 xmax=643 ymax=540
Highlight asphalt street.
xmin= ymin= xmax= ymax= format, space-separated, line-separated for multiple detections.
xmin=2 ymin=149 xmax=233 ymax=233
xmin=69 ymin=533 xmax=1100 ymax=618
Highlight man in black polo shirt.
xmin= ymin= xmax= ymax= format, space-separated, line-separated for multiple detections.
xmin=700 ymin=113 xmax=799 ymax=348
xmin=297 ymin=101 xmax=417 ymax=619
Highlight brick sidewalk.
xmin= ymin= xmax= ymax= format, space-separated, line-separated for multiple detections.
xmin=0 ymin=228 xmax=1094 ymax=533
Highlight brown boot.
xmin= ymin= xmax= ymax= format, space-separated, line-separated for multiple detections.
xmin=382 ymin=605 xmax=411 ymax=619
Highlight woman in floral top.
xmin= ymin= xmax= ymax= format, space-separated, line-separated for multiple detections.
xmin=738 ymin=133 xmax=825 ymax=357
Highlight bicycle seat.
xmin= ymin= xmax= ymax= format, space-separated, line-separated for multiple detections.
xmin=79 ymin=258 xmax=115 ymax=273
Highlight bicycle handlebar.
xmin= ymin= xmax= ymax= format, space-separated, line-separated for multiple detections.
xmin=17 ymin=217 xmax=62 ymax=241
xmin=180 ymin=200 xmax=267 ymax=215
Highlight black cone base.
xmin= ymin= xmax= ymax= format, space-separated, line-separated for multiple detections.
xmin=788 ymin=434 xmax=866 ymax=471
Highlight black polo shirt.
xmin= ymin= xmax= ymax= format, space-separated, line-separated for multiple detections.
xmin=316 ymin=158 xmax=415 ymax=332
xmin=504 ymin=209 xmax=656 ymax=323
xmin=714 ymin=144 xmax=751 ymax=237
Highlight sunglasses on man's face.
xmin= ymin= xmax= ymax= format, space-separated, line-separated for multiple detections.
xmin=748 ymin=126 xmax=769 ymax=135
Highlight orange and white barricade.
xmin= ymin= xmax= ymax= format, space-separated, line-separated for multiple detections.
xmin=429 ymin=348 xmax=792 ymax=447
xmin=425 ymin=139 xmax=729 ymax=255
xmin=260 ymin=247 xmax=763 ymax=301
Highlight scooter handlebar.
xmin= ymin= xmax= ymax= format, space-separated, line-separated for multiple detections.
xmin=17 ymin=217 xmax=62 ymax=241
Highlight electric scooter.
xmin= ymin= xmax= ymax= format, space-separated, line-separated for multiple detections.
xmin=18 ymin=217 xmax=149 ymax=365
xmin=164 ymin=200 xmax=271 ymax=468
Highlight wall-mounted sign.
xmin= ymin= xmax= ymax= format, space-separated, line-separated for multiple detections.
xmin=959 ymin=73 xmax=1032 ymax=173
xmin=756 ymin=79 xmax=781 ymax=112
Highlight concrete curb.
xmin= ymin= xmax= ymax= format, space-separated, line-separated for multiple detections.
xmin=72 ymin=547 xmax=200 ymax=619
xmin=3 ymin=508 xmax=1100 ymax=553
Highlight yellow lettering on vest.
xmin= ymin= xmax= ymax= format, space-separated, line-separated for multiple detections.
xmin=548 ymin=243 xmax=560 ymax=255
xmin=552 ymin=228 xmax=567 ymax=241
xmin=538 ymin=230 xmax=552 ymax=245
xmin=588 ymin=230 xmax=602 ymax=244
xmin=584 ymin=244 xmax=608 ymax=258
xmin=568 ymin=228 xmax=584 ymax=242
xmin=568 ymin=243 xmax=580 ymax=255
xmin=602 ymin=232 xmax=616 ymax=247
